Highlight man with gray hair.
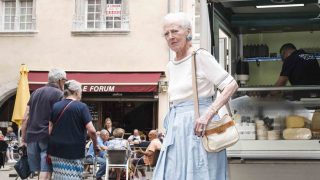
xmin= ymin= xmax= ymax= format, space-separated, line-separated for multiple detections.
xmin=21 ymin=68 xmax=67 ymax=180
xmin=85 ymin=129 xmax=109 ymax=178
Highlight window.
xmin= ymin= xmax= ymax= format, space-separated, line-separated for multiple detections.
xmin=73 ymin=0 xmax=129 ymax=33
xmin=87 ymin=0 xmax=101 ymax=29
xmin=0 ymin=0 xmax=36 ymax=32
xmin=105 ymin=0 xmax=122 ymax=29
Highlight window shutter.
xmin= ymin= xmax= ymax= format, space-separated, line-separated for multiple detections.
xmin=121 ymin=0 xmax=129 ymax=30
xmin=32 ymin=0 xmax=37 ymax=30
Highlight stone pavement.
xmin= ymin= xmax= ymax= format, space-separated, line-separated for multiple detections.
xmin=0 ymin=162 xmax=153 ymax=180
xmin=0 ymin=162 xmax=20 ymax=180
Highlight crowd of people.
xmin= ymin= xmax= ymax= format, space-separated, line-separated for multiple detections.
xmin=86 ymin=120 xmax=163 ymax=180
xmin=16 ymin=68 xmax=163 ymax=180
xmin=6 ymin=11 xmax=318 ymax=180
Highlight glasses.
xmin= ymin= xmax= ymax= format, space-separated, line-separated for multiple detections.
xmin=163 ymin=29 xmax=180 ymax=39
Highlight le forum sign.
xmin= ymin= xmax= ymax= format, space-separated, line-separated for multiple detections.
xmin=81 ymin=85 xmax=157 ymax=92
xmin=82 ymin=85 xmax=115 ymax=92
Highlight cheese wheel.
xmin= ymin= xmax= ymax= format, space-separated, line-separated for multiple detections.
xmin=286 ymin=115 xmax=305 ymax=128
xmin=311 ymin=110 xmax=320 ymax=130
xmin=283 ymin=128 xmax=312 ymax=140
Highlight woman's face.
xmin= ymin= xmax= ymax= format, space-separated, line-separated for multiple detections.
xmin=163 ymin=24 xmax=189 ymax=53
xmin=106 ymin=120 xmax=112 ymax=128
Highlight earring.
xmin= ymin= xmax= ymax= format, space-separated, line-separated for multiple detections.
xmin=186 ymin=34 xmax=192 ymax=41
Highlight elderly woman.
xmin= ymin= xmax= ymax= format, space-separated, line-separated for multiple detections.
xmin=96 ymin=128 xmax=131 ymax=180
xmin=153 ymin=13 xmax=238 ymax=180
xmin=48 ymin=80 xmax=98 ymax=180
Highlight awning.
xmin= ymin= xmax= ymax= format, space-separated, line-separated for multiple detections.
xmin=28 ymin=71 xmax=162 ymax=93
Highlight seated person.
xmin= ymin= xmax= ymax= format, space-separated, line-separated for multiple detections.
xmin=128 ymin=129 xmax=141 ymax=145
xmin=135 ymin=134 xmax=151 ymax=148
xmin=5 ymin=127 xmax=17 ymax=163
xmin=86 ymin=129 xmax=109 ymax=164
xmin=96 ymin=128 xmax=131 ymax=180
xmin=0 ymin=131 xmax=4 ymax=141
xmin=131 ymin=130 xmax=162 ymax=180
xmin=140 ymin=134 xmax=146 ymax=142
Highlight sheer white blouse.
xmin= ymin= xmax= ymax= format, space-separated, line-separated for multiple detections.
xmin=168 ymin=49 xmax=234 ymax=104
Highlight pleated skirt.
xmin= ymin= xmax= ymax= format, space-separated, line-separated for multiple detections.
xmin=153 ymin=98 xmax=229 ymax=180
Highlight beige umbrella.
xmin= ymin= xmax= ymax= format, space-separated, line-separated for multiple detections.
xmin=11 ymin=64 xmax=30 ymax=128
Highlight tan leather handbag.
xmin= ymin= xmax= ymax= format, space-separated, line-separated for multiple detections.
xmin=191 ymin=51 xmax=239 ymax=153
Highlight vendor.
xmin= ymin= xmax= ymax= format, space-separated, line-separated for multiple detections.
xmin=275 ymin=43 xmax=320 ymax=86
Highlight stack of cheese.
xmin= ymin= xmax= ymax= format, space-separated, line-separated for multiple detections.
xmin=256 ymin=120 xmax=267 ymax=140
xmin=311 ymin=110 xmax=320 ymax=139
xmin=283 ymin=115 xmax=312 ymax=140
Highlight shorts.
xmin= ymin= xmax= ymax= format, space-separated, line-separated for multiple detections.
xmin=27 ymin=139 xmax=52 ymax=172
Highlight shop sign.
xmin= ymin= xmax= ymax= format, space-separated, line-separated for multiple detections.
xmin=106 ymin=4 xmax=122 ymax=17
xmin=82 ymin=85 xmax=115 ymax=92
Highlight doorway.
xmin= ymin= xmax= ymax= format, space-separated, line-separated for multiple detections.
xmin=219 ymin=28 xmax=232 ymax=72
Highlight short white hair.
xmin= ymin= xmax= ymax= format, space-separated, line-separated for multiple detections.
xmin=100 ymin=129 xmax=108 ymax=135
xmin=48 ymin=68 xmax=66 ymax=83
xmin=64 ymin=80 xmax=82 ymax=96
xmin=163 ymin=12 xmax=192 ymax=30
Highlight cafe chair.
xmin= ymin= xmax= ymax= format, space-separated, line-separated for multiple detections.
xmin=133 ymin=149 xmax=160 ymax=177
xmin=105 ymin=149 xmax=130 ymax=180
xmin=83 ymin=140 xmax=97 ymax=178
xmin=83 ymin=155 xmax=97 ymax=178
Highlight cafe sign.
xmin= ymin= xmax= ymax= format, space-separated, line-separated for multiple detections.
xmin=106 ymin=4 xmax=122 ymax=17
xmin=82 ymin=85 xmax=115 ymax=92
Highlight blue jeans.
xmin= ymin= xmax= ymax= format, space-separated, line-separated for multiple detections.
xmin=96 ymin=161 xmax=106 ymax=178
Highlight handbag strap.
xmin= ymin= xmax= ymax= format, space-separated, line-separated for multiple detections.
xmin=191 ymin=50 xmax=233 ymax=119
xmin=52 ymin=100 xmax=73 ymax=133
xmin=191 ymin=51 xmax=200 ymax=120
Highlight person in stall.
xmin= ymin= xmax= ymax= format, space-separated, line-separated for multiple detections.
xmin=275 ymin=43 xmax=320 ymax=86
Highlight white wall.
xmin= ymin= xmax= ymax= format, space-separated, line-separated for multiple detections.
xmin=0 ymin=0 xmax=170 ymax=127
xmin=0 ymin=0 xmax=169 ymax=81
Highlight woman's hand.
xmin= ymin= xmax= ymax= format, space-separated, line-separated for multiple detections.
xmin=194 ymin=107 xmax=217 ymax=137
xmin=194 ymin=117 xmax=207 ymax=137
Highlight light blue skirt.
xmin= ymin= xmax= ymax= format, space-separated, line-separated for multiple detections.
xmin=153 ymin=97 xmax=228 ymax=180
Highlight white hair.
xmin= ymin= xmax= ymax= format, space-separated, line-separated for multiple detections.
xmin=48 ymin=68 xmax=66 ymax=83
xmin=100 ymin=129 xmax=108 ymax=135
xmin=64 ymin=80 xmax=82 ymax=96
xmin=163 ymin=12 xmax=192 ymax=30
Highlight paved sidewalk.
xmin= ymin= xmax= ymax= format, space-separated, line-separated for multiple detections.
xmin=0 ymin=163 xmax=20 ymax=180
xmin=0 ymin=163 xmax=153 ymax=180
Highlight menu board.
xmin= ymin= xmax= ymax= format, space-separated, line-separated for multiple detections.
xmin=87 ymin=103 xmax=99 ymax=122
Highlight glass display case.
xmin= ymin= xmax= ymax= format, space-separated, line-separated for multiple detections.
xmin=227 ymin=85 xmax=320 ymax=159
